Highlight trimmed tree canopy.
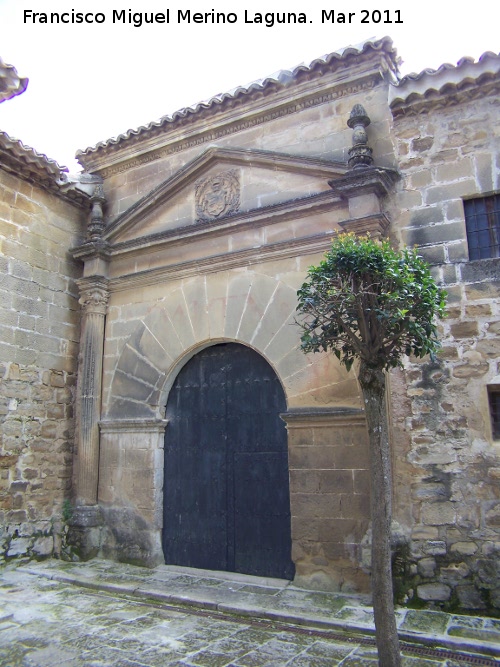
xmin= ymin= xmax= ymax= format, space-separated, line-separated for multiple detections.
xmin=297 ymin=233 xmax=447 ymax=372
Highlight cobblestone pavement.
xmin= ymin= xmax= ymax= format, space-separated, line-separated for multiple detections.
xmin=0 ymin=561 xmax=499 ymax=666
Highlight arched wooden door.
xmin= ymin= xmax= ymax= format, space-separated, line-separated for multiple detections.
xmin=163 ymin=343 xmax=294 ymax=579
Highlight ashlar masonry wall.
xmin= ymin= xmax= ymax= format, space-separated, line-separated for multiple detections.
xmin=0 ymin=167 xmax=86 ymax=561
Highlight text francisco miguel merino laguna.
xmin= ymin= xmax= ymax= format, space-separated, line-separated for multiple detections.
xmin=23 ymin=8 xmax=404 ymax=28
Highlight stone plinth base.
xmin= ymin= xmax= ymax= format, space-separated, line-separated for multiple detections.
xmin=66 ymin=505 xmax=104 ymax=561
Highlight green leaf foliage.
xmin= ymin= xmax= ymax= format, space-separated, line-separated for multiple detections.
xmin=296 ymin=233 xmax=447 ymax=372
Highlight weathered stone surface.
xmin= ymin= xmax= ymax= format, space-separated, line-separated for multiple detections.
xmin=417 ymin=583 xmax=452 ymax=601
xmin=421 ymin=503 xmax=456 ymax=526
xmin=450 ymin=321 xmax=479 ymax=338
xmin=452 ymin=362 xmax=489 ymax=378
xmin=422 ymin=541 xmax=447 ymax=556
xmin=32 ymin=536 xmax=54 ymax=556
xmin=6 ymin=537 xmax=30 ymax=557
xmin=440 ymin=562 xmax=470 ymax=584
xmin=417 ymin=558 xmax=436 ymax=577
xmin=485 ymin=505 xmax=500 ymax=528
xmin=456 ymin=585 xmax=488 ymax=610
xmin=411 ymin=526 xmax=439 ymax=540
xmin=451 ymin=541 xmax=479 ymax=556
xmin=461 ymin=259 xmax=500 ymax=284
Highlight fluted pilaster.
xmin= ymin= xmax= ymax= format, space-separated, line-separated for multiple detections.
xmin=74 ymin=276 xmax=109 ymax=505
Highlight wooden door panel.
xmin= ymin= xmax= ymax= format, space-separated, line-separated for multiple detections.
xmin=163 ymin=344 xmax=294 ymax=579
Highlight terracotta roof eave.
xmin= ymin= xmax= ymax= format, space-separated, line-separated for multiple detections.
xmin=77 ymin=36 xmax=398 ymax=160
xmin=0 ymin=130 xmax=65 ymax=176
xmin=0 ymin=131 xmax=89 ymax=207
xmin=389 ymin=50 xmax=500 ymax=108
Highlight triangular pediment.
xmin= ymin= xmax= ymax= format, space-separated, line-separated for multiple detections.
xmin=104 ymin=147 xmax=347 ymax=244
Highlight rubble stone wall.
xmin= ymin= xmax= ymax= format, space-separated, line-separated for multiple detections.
xmin=0 ymin=168 xmax=84 ymax=561
xmin=388 ymin=91 xmax=500 ymax=611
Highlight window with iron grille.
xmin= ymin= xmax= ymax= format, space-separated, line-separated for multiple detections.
xmin=488 ymin=387 xmax=500 ymax=440
xmin=464 ymin=195 xmax=500 ymax=260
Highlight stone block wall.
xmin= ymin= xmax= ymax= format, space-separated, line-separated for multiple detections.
xmin=390 ymin=95 xmax=499 ymax=265
xmin=387 ymin=90 xmax=500 ymax=611
xmin=98 ymin=420 xmax=166 ymax=567
xmin=285 ymin=410 xmax=371 ymax=593
xmin=0 ymin=168 xmax=85 ymax=561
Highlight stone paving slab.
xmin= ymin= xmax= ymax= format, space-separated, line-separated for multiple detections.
xmin=1 ymin=559 xmax=498 ymax=666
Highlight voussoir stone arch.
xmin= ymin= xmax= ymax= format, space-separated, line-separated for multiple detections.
xmin=105 ymin=269 xmax=359 ymax=420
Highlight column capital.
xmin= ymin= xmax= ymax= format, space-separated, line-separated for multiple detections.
xmin=76 ymin=276 xmax=110 ymax=315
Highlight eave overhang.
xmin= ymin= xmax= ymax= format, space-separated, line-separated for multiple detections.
xmin=390 ymin=50 xmax=500 ymax=117
xmin=76 ymin=37 xmax=399 ymax=175
xmin=0 ymin=131 xmax=90 ymax=208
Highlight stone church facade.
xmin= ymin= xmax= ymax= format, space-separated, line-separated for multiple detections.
xmin=1 ymin=38 xmax=499 ymax=612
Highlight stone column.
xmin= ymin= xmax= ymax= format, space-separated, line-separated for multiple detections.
xmin=74 ymin=276 xmax=109 ymax=506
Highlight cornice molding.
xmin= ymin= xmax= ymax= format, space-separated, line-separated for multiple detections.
xmin=281 ymin=407 xmax=365 ymax=428
xmin=91 ymin=192 xmax=392 ymax=290
xmin=112 ymin=194 xmax=339 ymax=255
xmin=84 ymin=74 xmax=380 ymax=176
xmin=106 ymin=196 xmax=390 ymax=264
xmin=391 ymin=77 xmax=500 ymax=119
xmin=339 ymin=214 xmax=391 ymax=238
xmin=71 ymin=239 xmax=111 ymax=262
xmin=108 ymin=232 xmax=339 ymax=292
xmin=99 ymin=419 xmax=168 ymax=434
xmin=328 ymin=166 xmax=400 ymax=199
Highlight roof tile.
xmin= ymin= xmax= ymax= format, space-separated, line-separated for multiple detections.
xmin=77 ymin=37 xmax=398 ymax=160
xmin=0 ymin=130 xmax=89 ymax=206
xmin=0 ymin=57 xmax=28 ymax=103
xmin=389 ymin=50 xmax=500 ymax=107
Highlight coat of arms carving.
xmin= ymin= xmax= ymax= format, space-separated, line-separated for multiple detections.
xmin=195 ymin=170 xmax=240 ymax=222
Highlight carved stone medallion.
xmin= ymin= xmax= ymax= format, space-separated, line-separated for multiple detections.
xmin=195 ymin=170 xmax=240 ymax=222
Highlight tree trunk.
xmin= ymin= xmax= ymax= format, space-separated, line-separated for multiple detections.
xmin=358 ymin=361 xmax=402 ymax=667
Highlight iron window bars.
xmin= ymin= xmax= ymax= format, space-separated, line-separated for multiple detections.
xmin=464 ymin=194 xmax=500 ymax=260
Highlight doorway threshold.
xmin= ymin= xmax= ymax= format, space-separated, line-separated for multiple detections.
xmin=159 ymin=564 xmax=291 ymax=589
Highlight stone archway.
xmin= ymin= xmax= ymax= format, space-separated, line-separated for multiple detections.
xmin=103 ymin=270 xmax=357 ymax=421
xmin=97 ymin=269 xmax=367 ymax=585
